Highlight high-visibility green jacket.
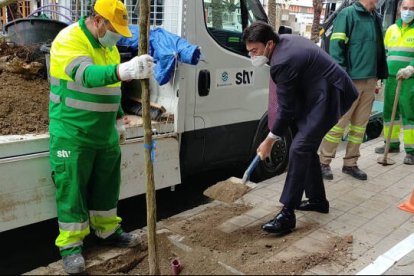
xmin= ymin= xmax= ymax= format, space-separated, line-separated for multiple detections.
xmin=384 ymin=19 xmax=414 ymax=77
xmin=329 ymin=1 xmax=388 ymax=80
xmin=49 ymin=17 xmax=123 ymax=147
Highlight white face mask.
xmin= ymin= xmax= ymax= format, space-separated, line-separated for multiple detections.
xmin=401 ymin=10 xmax=414 ymax=24
xmin=250 ymin=42 xmax=271 ymax=67
xmin=98 ymin=22 xmax=121 ymax=48
xmin=251 ymin=55 xmax=269 ymax=67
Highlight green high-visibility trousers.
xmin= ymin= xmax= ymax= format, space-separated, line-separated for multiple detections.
xmin=49 ymin=135 xmax=122 ymax=255
xmin=383 ymin=77 xmax=414 ymax=154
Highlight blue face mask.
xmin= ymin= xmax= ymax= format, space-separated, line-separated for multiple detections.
xmin=401 ymin=10 xmax=414 ymax=24
xmin=98 ymin=26 xmax=121 ymax=48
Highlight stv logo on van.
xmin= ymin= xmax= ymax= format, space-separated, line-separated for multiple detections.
xmin=216 ymin=69 xmax=254 ymax=89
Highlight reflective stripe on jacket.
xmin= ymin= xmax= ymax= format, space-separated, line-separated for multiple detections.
xmin=49 ymin=17 xmax=122 ymax=146
xmin=384 ymin=19 xmax=414 ymax=77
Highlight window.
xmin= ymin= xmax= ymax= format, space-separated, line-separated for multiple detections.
xmin=204 ymin=0 xmax=267 ymax=55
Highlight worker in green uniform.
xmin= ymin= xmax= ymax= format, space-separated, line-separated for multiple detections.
xmin=319 ymin=0 xmax=388 ymax=181
xmin=48 ymin=0 xmax=153 ymax=274
xmin=375 ymin=0 xmax=414 ymax=165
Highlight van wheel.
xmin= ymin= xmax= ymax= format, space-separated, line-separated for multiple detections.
xmin=251 ymin=121 xmax=292 ymax=183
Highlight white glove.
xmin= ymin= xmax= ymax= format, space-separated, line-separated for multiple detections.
xmin=397 ymin=65 xmax=414 ymax=80
xmin=117 ymin=54 xmax=154 ymax=80
xmin=116 ymin=119 xmax=127 ymax=144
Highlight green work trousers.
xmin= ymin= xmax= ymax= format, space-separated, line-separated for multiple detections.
xmin=383 ymin=77 xmax=414 ymax=155
xmin=49 ymin=135 xmax=122 ymax=256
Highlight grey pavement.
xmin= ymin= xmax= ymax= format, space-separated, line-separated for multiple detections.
xmin=27 ymin=137 xmax=414 ymax=275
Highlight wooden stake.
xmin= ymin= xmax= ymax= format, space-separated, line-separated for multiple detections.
xmin=138 ymin=0 xmax=160 ymax=274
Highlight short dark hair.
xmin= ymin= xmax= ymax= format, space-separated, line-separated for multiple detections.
xmin=242 ymin=21 xmax=280 ymax=45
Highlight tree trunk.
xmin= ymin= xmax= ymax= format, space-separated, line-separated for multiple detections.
xmin=211 ymin=0 xmax=223 ymax=29
xmin=268 ymin=0 xmax=276 ymax=29
xmin=138 ymin=0 xmax=160 ymax=275
xmin=311 ymin=0 xmax=323 ymax=43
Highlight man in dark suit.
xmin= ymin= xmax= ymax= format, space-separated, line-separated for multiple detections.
xmin=242 ymin=21 xmax=358 ymax=234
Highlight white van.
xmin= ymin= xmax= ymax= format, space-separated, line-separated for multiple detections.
xmin=0 ymin=0 xmax=291 ymax=233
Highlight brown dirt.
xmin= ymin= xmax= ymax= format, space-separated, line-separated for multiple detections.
xmin=89 ymin=204 xmax=353 ymax=275
xmin=203 ymin=178 xmax=252 ymax=203
xmin=0 ymin=42 xmax=49 ymax=135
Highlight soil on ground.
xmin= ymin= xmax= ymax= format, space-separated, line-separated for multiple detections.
xmin=87 ymin=203 xmax=354 ymax=275
xmin=0 ymin=42 xmax=49 ymax=135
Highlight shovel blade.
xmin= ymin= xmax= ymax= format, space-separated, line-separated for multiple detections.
xmin=377 ymin=156 xmax=396 ymax=166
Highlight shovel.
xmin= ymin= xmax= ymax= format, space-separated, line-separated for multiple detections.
xmin=378 ymin=79 xmax=402 ymax=166
xmin=203 ymin=154 xmax=262 ymax=203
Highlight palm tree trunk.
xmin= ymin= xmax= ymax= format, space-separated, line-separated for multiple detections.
xmin=311 ymin=0 xmax=323 ymax=43
xmin=268 ymin=0 xmax=276 ymax=29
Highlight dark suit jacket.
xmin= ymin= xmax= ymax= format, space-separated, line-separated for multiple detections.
xmin=270 ymin=35 xmax=359 ymax=137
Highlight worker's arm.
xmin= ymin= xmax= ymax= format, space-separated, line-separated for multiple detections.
xmin=329 ymin=10 xmax=350 ymax=70
xmin=69 ymin=64 xmax=120 ymax=88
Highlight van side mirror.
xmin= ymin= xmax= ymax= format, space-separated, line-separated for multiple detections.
xmin=278 ymin=26 xmax=292 ymax=34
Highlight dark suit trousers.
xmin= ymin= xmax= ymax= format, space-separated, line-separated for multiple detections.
xmin=279 ymin=82 xmax=340 ymax=209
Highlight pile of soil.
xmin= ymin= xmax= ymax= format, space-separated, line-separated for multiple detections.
xmin=203 ymin=177 xmax=252 ymax=203
xmin=88 ymin=204 xmax=353 ymax=275
xmin=0 ymin=42 xmax=49 ymax=135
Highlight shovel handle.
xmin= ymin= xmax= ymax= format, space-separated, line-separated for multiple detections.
xmin=383 ymin=79 xmax=402 ymax=162
xmin=241 ymin=155 xmax=261 ymax=184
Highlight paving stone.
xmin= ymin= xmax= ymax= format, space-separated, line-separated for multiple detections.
xmin=339 ymin=188 xmax=377 ymax=205
xmin=384 ymin=227 xmax=414 ymax=244
xmin=357 ymin=179 xmax=393 ymax=193
xmin=368 ymin=235 xmax=401 ymax=257
xmin=307 ymin=228 xmax=337 ymax=243
xmin=336 ymin=213 xmax=370 ymax=229
xmin=225 ymin=214 xmax=259 ymax=228
xmin=325 ymin=182 xmax=355 ymax=200
xmin=216 ymin=221 xmax=239 ymax=234
xmin=308 ymin=262 xmax=344 ymax=275
xmin=329 ymin=198 xmax=358 ymax=212
xmin=265 ymin=245 xmax=310 ymax=263
xmin=352 ymin=228 xmax=386 ymax=247
xmin=381 ymin=182 xmax=414 ymax=200
xmin=364 ymin=166 xmax=395 ymax=178
xmin=362 ymin=193 xmax=402 ymax=210
xmin=300 ymin=208 xmax=344 ymax=225
xmin=324 ymin=220 xmax=359 ymax=236
xmin=347 ymin=205 xmax=384 ymax=220
xmin=250 ymin=187 xmax=280 ymax=200
xmin=338 ymin=258 xmax=371 ymax=275
xmin=243 ymin=207 xmax=272 ymax=220
xmin=292 ymin=236 xmax=327 ymax=254
xmin=236 ymin=193 xmax=269 ymax=207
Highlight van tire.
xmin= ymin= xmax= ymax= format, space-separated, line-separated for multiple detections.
xmin=250 ymin=114 xmax=292 ymax=183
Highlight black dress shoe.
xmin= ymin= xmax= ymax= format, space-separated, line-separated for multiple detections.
xmin=296 ymin=200 xmax=329 ymax=214
xmin=261 ymin=209 xmax=296 ymax=234
xmin=342 ymin=166 xmax=367 ymax=180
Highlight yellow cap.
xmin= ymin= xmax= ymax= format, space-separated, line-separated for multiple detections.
xmin=94 ymin=0 xmax=132 ymax=38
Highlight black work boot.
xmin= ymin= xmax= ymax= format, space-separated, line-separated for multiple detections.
xmin=62 ymin=253 xmax=85 ymax=275
xmin=375 ymin=145 xmax=400 ymax=154
xmin=342 ymin=166 xmax=367 ymax=180
xmin=320 ymin=163 xmax=333 ymax=180
xmin=404 ymin=154 xmax=414 ymax=165
xmin=261 ymin=207 xmax=296 ymax=234
xmin=99 ymin=229 xmax=142 ymax=248
xmin=297 ymin=199 xmax=329 ymax=214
